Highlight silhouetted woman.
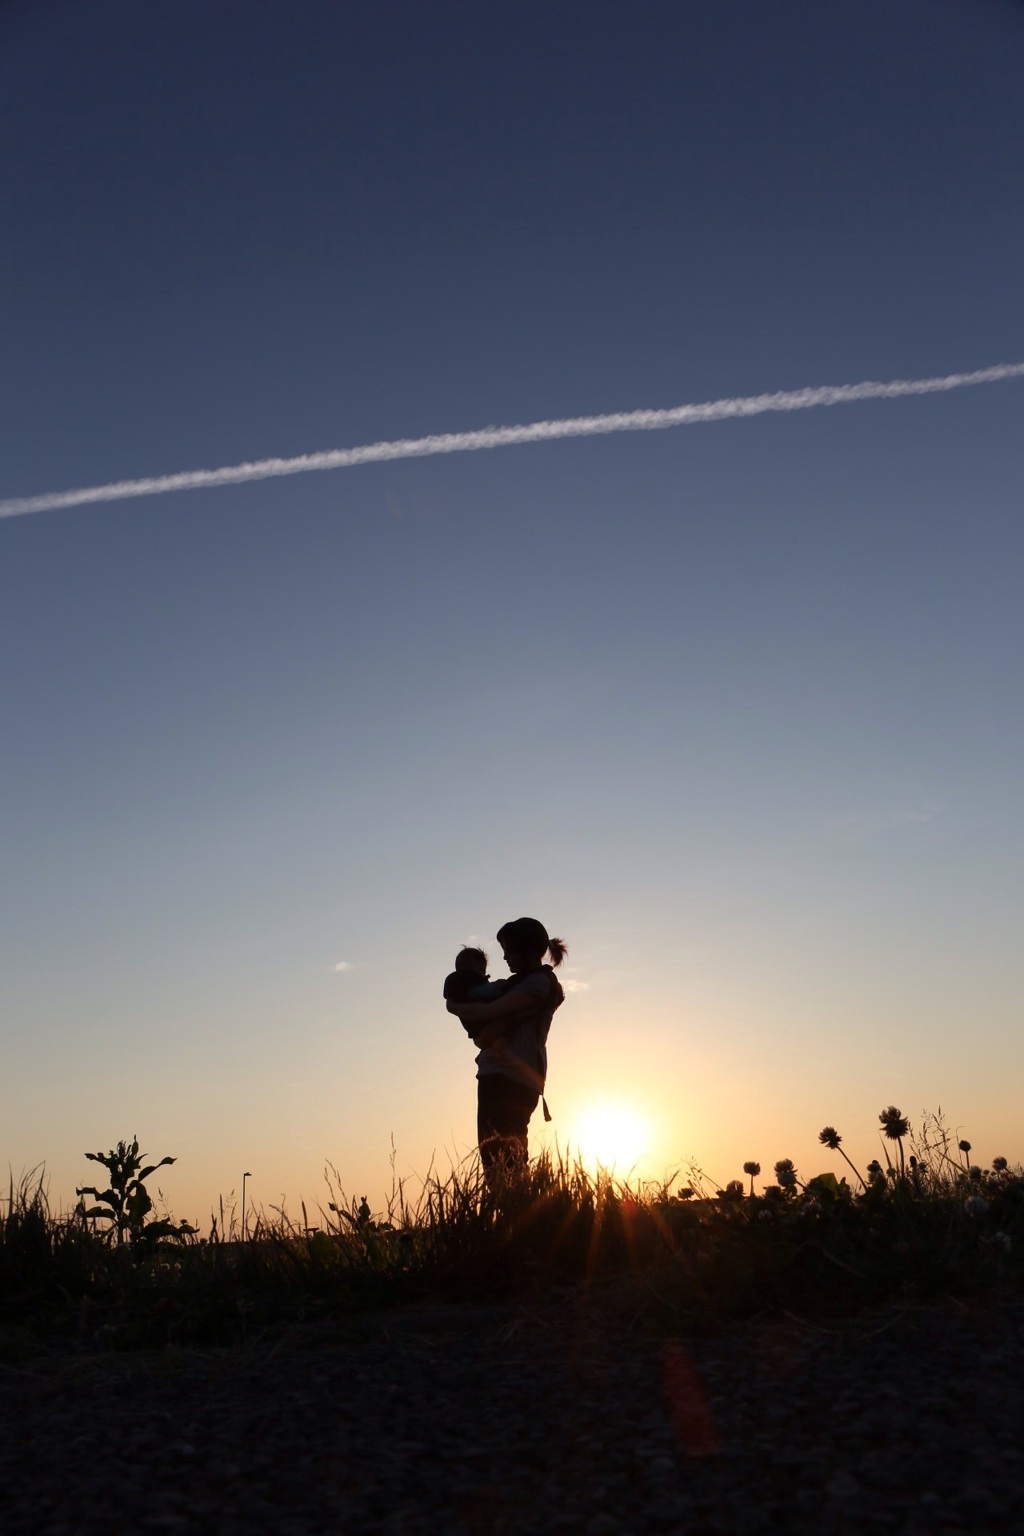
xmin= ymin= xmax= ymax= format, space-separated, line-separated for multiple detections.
xmin=447 ymin=916 xmax=567 ymax=1181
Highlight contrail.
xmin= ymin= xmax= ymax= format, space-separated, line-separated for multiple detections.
xmin=2 ymin=360 xmax=1022 ymax=522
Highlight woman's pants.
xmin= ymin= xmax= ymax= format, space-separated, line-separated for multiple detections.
xmin=477 ymin=1073 xmax=539 ymax=1180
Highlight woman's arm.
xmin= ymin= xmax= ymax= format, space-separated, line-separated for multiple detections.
xmin=446 ymin=986 xmax=537 ymax=1029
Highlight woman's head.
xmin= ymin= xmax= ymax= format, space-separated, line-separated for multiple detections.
xmin=496 ymin=917 xmax=568 ymax=972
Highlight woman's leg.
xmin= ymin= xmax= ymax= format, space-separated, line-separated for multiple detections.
xmin=477 ymin=1074 xmax=539 ymax=1182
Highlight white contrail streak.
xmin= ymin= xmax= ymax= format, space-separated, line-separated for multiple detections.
xmin=2 ymin=361 xmax=1022 ymax=521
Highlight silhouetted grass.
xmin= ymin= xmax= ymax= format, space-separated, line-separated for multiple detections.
xmin=3 ymin=1107 xmax=1023 ymax=1352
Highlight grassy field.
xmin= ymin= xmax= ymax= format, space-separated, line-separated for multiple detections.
xmin=3 ymin=1108 xmax=1021 ymax=1351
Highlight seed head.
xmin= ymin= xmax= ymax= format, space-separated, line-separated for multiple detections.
xmin=742 ymin=1161 xmax=761 ymax=1177
xmin=964 ymin=1195 xmax=988 ymax=1216
xmin=958 ymin=1140 xmax=972 ymax=1154
xmin=774 ymin=1158 xmax=798 ymax=1189
xmin=818 ymin=1127 xmax=842 ymax=1150
xmin=992 ymin=1157 xmax=1008 ymax=1173
xmin=879 ymin=1106 xmax=909 ymax=1140
xmin=969 ymin=1166 xmax=983 ymax=1182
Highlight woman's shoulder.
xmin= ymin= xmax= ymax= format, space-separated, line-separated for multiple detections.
xmin=510 ymin=966 xmax=564 ymax=1006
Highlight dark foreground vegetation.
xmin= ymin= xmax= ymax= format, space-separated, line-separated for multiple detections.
xmin=2 ymin=1110 xmax=1022 ymax=1353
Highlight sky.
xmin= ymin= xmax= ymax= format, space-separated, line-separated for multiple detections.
xmin=2 ymin=0 xmax=1023 ymax=1226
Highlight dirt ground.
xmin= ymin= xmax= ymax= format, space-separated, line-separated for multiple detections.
xmin=3 ymin=1294 xmax=1022 ymax=1534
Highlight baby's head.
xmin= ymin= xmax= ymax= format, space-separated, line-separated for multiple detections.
xmin=455 ymin=945 xmax=488 ymax=977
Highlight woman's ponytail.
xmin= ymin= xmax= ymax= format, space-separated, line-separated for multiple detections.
xmin=546 ymin=936 xmax=568 ymax=967
xmin=497 ymin=917 xmax=568 ymax=968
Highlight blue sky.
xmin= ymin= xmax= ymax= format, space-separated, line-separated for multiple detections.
xmin=2 ymin=0 xmax=1023 ymax=1221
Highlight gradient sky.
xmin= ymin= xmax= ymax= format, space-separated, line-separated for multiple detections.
xmin=2 ymin=0 xmax=1023 ymax=1226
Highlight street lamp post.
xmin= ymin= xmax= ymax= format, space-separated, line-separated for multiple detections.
xmin=241 ymin=1171 xmax=252 ymax=1241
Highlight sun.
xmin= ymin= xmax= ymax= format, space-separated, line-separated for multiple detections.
xmin=574 ymin=1101 xmax=649 ymax=1174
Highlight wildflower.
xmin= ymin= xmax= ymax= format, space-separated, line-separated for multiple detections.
xmin=743 ymin=1161 xmax=761 ymax=1197
xmin=758 ymin=1209 xmax=774 ymax=1221
xmin=866 ymin=1159 xmax=885 ymax=1188
xmin=878 ymin=1106 xmax=910 ymax=1178
xmin=879 ymin=1106 xmax=909 ymax=1140
xmin=802 ymin=1198 xmax=822 ymax=1216
xmin=819 ymin=1126 xmax=867 ymax=1187
xmin=969 ymin=1166 xmax=983 ymax=1182
xmin=958 ymin=1140 xmax=972 ymax=1154
xmin=964 ymin=1195 xmax=989 ymax=1216
xmin=774 ymin=1159 xmax=798 ymax=1189
xmin=993 ymin=1157 xmax=1008 ymax=1172
xmin=720 ymin=1180 xmax=744 ymax=1202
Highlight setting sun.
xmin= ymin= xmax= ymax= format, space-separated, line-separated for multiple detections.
xmin=573 ymin=1101 xmax=649 ymax=1175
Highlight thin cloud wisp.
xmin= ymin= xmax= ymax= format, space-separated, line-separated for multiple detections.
xmin=2 ymin=361 xmax=1022 ymax=522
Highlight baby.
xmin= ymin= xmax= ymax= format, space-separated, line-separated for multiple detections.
xmin=443 ymin=945 xmax=506 ymax=1035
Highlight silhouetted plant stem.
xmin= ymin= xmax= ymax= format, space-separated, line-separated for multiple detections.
xmin=837 ymin=1146 xmax=866 ymax=1189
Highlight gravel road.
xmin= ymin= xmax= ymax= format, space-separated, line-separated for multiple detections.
xmin=3 ymin=1295 xmax=1022 ymax=1534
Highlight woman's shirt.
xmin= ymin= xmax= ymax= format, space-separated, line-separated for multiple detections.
xmin=475 ymin=966 xmax=563 ymax=1090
